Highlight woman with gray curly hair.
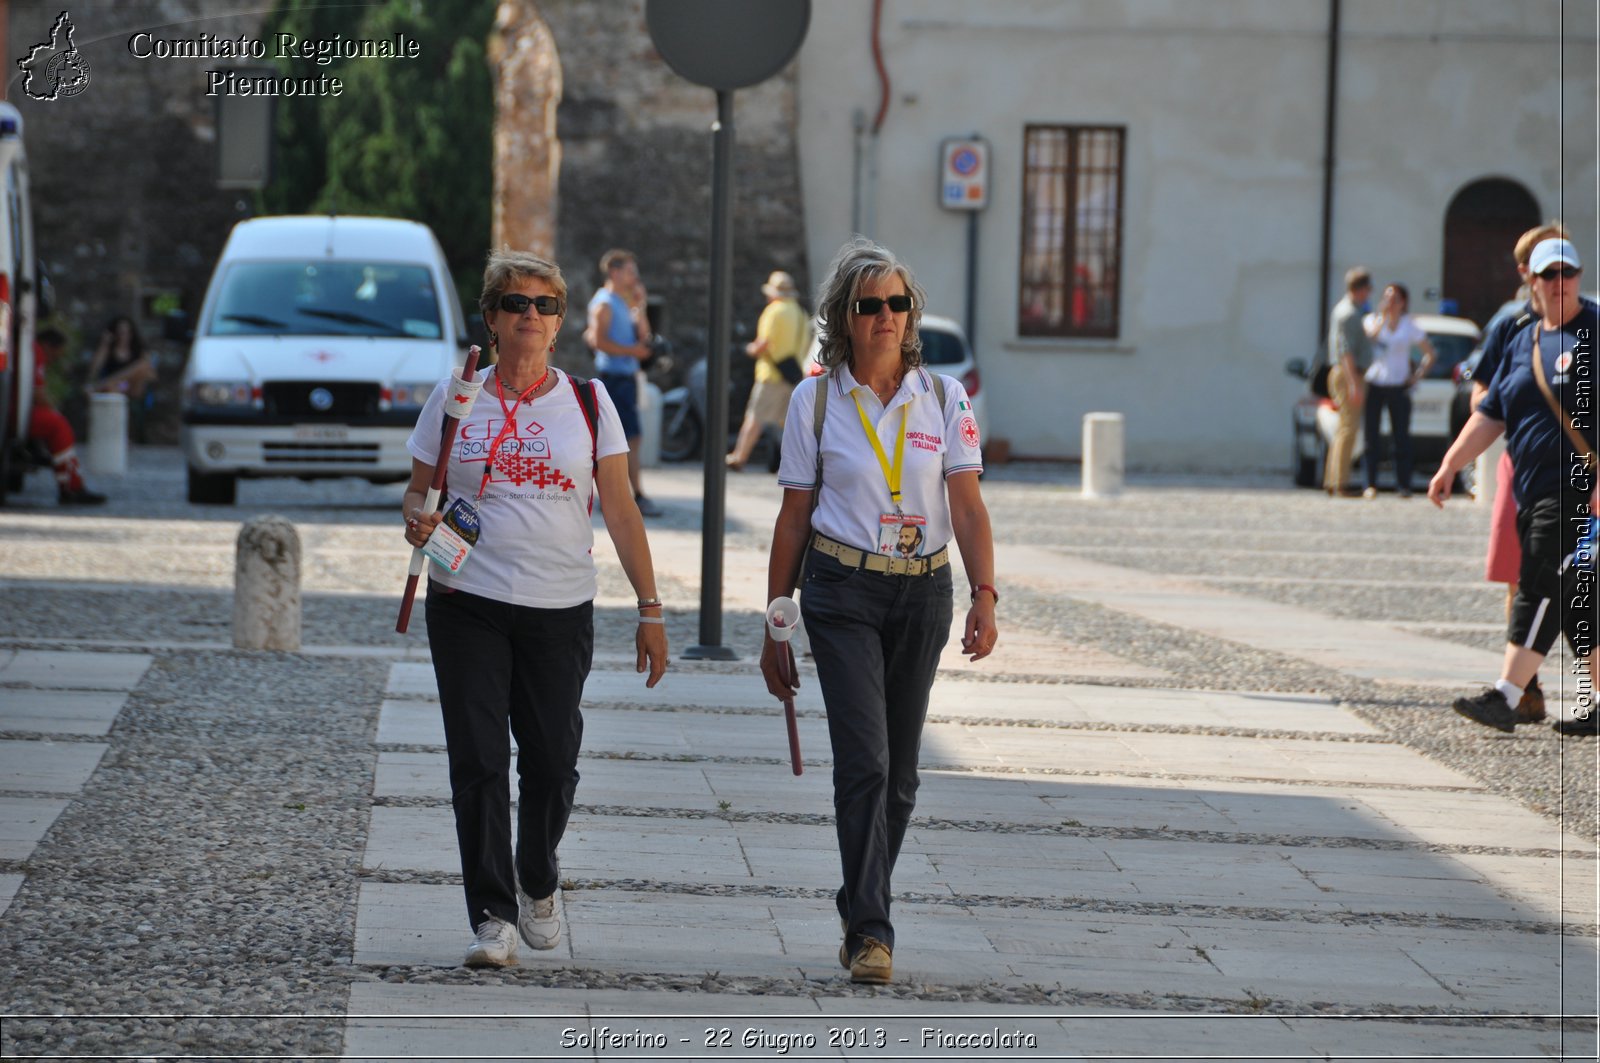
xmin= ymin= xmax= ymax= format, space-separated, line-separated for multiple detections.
xmin=760 ymin=238 xmax=998 ymax=984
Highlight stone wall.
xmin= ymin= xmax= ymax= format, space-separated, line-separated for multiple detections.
xmin=536 ymin=0 xmax=810 ymax=367
xmin=9 ymin=0 xmax=269 ymax=401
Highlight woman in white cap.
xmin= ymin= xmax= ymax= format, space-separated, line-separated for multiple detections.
xmin=1430 ymin=237 xmax=1598 ymax=735
xmin=727 ymin=269 xmax=810 ymax=470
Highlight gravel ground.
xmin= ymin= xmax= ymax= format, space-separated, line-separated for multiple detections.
xmin=1 ymin=450 xmax=1595 ymax=1056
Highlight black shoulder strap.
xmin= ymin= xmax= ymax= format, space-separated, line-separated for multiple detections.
xmin=567 ymin=371 xmax=599 ymax=469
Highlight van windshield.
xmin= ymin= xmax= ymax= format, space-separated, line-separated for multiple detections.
xmin=208 ymin=261 xmax=443 ymax=339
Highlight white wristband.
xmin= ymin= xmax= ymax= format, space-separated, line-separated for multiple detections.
xmin=637 ymin=615 xmax=665 ymax=625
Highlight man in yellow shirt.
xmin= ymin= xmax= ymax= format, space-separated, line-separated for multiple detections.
xmin=728 ymin=270 xmax=809 ymax=470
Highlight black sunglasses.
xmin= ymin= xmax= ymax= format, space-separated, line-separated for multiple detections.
xmin=850 ymin=294 xmax=913 ymax=315
xmin=499 ymin=293 xmax=564 ymax=316
xmin=1536 ymin=265 xmax=1580 ymax=281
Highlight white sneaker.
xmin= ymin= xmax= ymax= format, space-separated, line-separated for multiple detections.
xmin=463 ymin=910 xmax=518 ymax=968
xmin=517 ymin=884 xmax=563 ymax=950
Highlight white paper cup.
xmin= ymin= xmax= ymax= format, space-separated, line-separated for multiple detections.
xmin=766 ymin=596 xmax=800 ymax=641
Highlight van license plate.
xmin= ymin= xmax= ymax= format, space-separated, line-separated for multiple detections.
xmin=294 ymin=425 xmax=349 ymax=442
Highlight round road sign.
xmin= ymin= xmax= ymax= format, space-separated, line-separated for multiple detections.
xmin=646 ymin=0 xmax=811 ymax=92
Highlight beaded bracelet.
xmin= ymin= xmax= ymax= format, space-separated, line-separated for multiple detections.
xmin=637 ymin=597 xmax=663 ymax=608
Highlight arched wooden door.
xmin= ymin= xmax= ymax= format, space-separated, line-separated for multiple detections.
xmin=1442 ymin=178 xmax=1540 ymax=326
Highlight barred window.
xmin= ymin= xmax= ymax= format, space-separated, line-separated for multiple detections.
xmin=1018 ymin=125 xmax=1125 ymax=339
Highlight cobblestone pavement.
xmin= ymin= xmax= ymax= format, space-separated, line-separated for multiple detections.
xmin=0 ymin=448 xmax=1595 ymax=1060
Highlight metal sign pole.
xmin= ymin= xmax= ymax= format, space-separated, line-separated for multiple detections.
xmin=685 ymin=88 xmax=737 ymax=660
xmin=644 ymin=0 xmax=809 ymax=661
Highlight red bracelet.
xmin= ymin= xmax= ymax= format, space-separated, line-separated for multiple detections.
xmin=970 ymin=583 xmax=999 ymax=604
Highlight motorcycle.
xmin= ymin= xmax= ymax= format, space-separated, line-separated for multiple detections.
xmin=660 ymin=325 xmax=778 ymax=467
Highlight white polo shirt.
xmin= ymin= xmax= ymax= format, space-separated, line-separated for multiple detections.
xmin=407 ymin=367 xmax=629 ymax=608
xmin=777 ymin=364 xmax=984 ymax=553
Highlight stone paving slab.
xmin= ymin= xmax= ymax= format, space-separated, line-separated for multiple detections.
xmin=374 ymin=747 xmax=1593 ymax=860
xmin=360 ymin=798 xmax=1580 ymax=932
xmin=375 ymin=695 xmax=1454 ymax=790
xmin=0 ymin=738 xmax=108 ymax=794
xmin=389 ymin=663 xmax=1372 ymax=734
xmin=0 ymin=689 xmax=127 ymax=736
xmin=0 ymin=648 xmax=151 ymax=690
xmin=341 ymin=958 xmax=1584 ymax=1061
xmin=1181 ymin=780 xmax=1596 ymax=854
xmin=1002 ymin=545 xmax=1504 ymax=689
xmin=0 ymin=796 xmax=70 ymax=861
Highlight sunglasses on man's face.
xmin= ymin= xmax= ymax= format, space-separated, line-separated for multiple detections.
xmin=499 ymin=293 xmax=564 ymax=316
xmin=850 ymin=294 xmax=913 ymax=316
xmin=1537 ymin=265 xmax=1580 ymax=281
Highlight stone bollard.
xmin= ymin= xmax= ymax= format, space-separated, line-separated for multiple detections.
xmin=1082 ymin=412 xmax=1125 ymax=498
xmin=233 ymin=516 xmax=302 ymax=651
xmin=85 ymin=392 xmax=128 ymax=477
xmin=639 ymin=379 xmax=663 ymax=469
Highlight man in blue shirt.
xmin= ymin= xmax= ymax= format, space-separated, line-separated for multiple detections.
xmin=1430 ymin=239 xmax=1598 ymax=735
xmin=585 ymin=249 xmax=662 ymax=517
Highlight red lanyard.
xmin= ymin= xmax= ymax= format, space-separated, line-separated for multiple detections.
xmin=476 ymin=367 xmax=548 ymax=498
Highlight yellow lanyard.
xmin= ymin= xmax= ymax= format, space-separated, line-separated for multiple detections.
xmin=851 ymin=390 xmax=908 ymax=512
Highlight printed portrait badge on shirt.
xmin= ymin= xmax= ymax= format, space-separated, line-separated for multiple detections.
xmin=423 ymin=496 xmax=481 ymax=574
xmin=852 ymin=389 xmax=931 ymax=556
xmin=877 ymin=512 xmax=927 ymax=556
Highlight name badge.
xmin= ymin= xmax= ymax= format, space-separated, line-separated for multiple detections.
xmin=877 ymin=512 xmax=927 ymax=557
xmin=423 ymin=497 xmax=481 ymax=573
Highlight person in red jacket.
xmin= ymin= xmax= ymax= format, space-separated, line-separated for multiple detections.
xmin=28 ymin=328 xmax=106 ymax=505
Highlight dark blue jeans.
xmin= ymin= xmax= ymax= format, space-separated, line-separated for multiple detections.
xmin=800 ymin=549 xmax=953 ymax=954
xmin=425 ymin=584 xmax=593 ymax=928
xmin=1363 ymin=383 xmax=1413 ymax=491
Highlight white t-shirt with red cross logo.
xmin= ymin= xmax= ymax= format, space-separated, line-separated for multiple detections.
xmin=776 ymin=365 xmax=983 ymax=554
xmin=407 ymin=366 xmax=629 ymax=608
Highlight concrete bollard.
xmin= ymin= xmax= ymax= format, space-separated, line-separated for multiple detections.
xmin=233 ymin=516 xmax=302 ymax=651
xmin=638 ymin=379 xmax=663 ymax=469
xmin=1475 ymin=435 xmax=1505 ymax=506
xmin=1082 ymin=412 xmax=1125 ymax=498
xmin=85 ymin=393 xmax=128 ymax=477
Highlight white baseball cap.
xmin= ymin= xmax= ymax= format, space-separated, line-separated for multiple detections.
xmin=1529 ymin=238 xmax=1582 ymax=275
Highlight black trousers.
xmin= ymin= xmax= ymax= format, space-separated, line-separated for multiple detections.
xmin=425 ymin=584 xmax=593 ymax=928
xmin=1362 ymin=383 xmax=1413 ymax=490
xmin=800 ymin=549 xmax=953 ymax=954
xmin=1509 ymin=491 xmax=1593 ymax=659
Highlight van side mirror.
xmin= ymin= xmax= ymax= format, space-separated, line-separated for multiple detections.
xmin=1284 ymin=358 xmax=1308 ymax=379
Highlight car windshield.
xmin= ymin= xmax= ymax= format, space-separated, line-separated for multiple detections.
xmin=1422 ymin=332 xmax=1476 ymax=380
xmin=207 ymin=261 xmax=442 ymax=339
xmin=918 ymin=327 xmax=968 ymax=365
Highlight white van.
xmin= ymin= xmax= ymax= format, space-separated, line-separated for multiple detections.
xmin=0 ymin=100 xmax=40 ymax=505
xmin=180 ymin=215 xmax=466 ymax=504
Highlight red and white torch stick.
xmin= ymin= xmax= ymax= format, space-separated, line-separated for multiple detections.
xmin=395 ymin=345 xmax=483 ymax=634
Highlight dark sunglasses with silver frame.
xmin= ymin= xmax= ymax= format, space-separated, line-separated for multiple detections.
xmin=1536 ymin=265 xmax=1581 ymax=281
xmin=850 ymin=294 xmax=913 ymax=316
xmin=499 ymin=293 xmax=565 ymax=316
